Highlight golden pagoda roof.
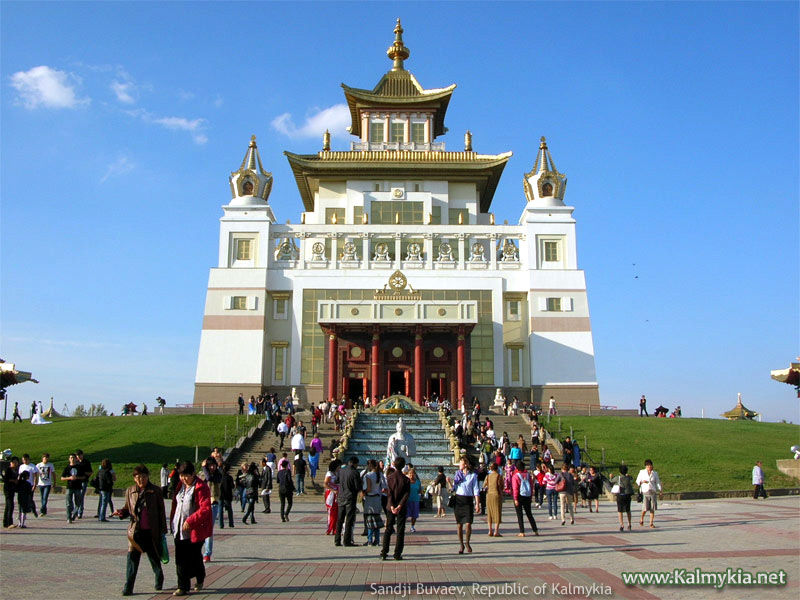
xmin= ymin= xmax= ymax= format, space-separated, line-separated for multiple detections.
xmin=285 ymin=150 xmax=512 ymax=212
xmin=341 ymin=19 xmax=456 ymax=138
xmin=721 ymin=398 xmax=758 ymax=420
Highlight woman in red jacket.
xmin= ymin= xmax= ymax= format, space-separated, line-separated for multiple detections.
xmin=170 ymin=461 xmax=213 ymax=596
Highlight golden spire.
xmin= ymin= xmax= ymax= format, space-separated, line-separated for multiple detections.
xmin=387 ymin=18 xmax=410 ymax=71
xmin=250 ymin=134 xmax=257 ymax=148
xmin=322 ymin=129 xmax=331 ymax=152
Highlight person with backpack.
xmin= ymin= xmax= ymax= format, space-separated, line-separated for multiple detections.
xmin=511 ymin=461 xmax=539 ymax=537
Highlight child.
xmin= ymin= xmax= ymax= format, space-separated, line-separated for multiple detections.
xmin=17 ymin=471 xmax=34 ymax=528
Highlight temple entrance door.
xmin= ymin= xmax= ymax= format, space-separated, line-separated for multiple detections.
xmin=347 ymin=378 xmax=362 ymax=403
xmin=388 ymin=370 xmax=406 ymax=396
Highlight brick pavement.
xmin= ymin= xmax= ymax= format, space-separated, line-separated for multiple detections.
xmin=1 ymin=494 xmax=797 ymax=600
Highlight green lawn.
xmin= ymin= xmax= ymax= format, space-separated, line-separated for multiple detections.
xmin=543 ymin=415 xmax=800 ymax=492
xmin=0 ymin=414 xmax=261 ymax=489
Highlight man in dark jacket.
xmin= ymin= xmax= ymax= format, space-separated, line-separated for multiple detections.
xmin=276 ymin=462 xmax=294 ymax=522
xmin=2 ymin=456 xmax=19 ymax=528
xmin=334 ymin=456 xmax=361 ymax=547
xmin=113 ymin=464 xmax=167 ymax=596
xmin=381 ymin=456 xmax=410 ymax=561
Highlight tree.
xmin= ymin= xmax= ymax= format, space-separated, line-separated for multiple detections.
xmin=87 ymin=403 xmax=108 ymax=417
xmin=72 ymin=404 xmax=87 ymax=417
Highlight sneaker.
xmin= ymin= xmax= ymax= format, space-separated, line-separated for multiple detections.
xmin=203 ymin=556 xmax=211 ymax=563
xmin=173 ymin=590 xmax=187 ymax=597
xmin=410 ymin=526 xmax=416 ymax=533
xmin=193 ymin=582 xmax=204 ymax=592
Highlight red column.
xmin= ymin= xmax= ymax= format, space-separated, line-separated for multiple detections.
xmin=370 ymin=327 xmax=380 ymax=402
xmin=327 ymin=330 xmax=338 ymax=402
xmin=414 ymin=327 xmax=423 ymax=404
xmin=456 ymin=326 xmax=466 ymax=406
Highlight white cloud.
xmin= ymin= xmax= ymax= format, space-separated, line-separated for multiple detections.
xmin=10 ymin=65 xmax=90 ymax=109
xmin=153 ymin=116 xmax=208 ymax=144
xmin=100 ymin=155 xmax=135 ymax=183
xmin=213 ymin=95 xmax=224 ymax=108
xmin=126 ymin=108 xmax=208 ymax=145
xmin=271 ymin=103 xmax=350 ymax=139
xmin=110 ymin=80 xmax=136 ymax=104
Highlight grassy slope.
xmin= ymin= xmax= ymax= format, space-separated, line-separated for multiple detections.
xmin=2 ymin=415 xmax=798 ymax=492
xmin=0 ymin=414 xmax=259 ymax=489
xmin=544 ymin=416 xmax=800 ymax=491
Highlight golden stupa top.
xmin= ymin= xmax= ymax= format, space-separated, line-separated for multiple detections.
xmin=341 ymin=19 xmax=456 ymax=138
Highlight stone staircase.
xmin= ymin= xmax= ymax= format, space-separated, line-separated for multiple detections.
xmin=340 ymin=412 xmax=455 ymax=484
xmin=229 ymin=412 xmax=341 ymax=496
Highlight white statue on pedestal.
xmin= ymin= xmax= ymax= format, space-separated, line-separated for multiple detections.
xmin=386 ymin=417 xmax=416 ymax=465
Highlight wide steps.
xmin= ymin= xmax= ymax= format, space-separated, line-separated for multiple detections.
xmin=341 ymin=412 xmax=455 ymax=482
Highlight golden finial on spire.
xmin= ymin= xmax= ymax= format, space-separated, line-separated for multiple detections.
xmin=539 ymin=136 xmax=547 ymax=149
xmin=464 ymin=130 xmax=473 ymax=152
xmin=249 ymin=135 xmax=257 ymax=148
xmin=322 ymin=129 xmax=331 ymax=152
xmin=387 ymin=18 xmax=410 ymax=71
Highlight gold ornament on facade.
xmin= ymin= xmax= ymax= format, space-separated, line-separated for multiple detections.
xmin=374 ymin=270 xmax=421 ymax=300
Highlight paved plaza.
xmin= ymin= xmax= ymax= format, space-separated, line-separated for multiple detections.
xmin=1 ymin=493 xmax=798 ymax=600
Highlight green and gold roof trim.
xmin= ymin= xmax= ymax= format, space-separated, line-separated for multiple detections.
xmin=284 ymin=149 xmax=511 ymax=212
xmin=313 ymin=150 xmax=511 ymax=163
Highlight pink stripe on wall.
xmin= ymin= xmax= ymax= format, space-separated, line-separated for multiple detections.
xmin=530 ymin=317 xmax=591 ymax=332
xmin=203 ymin=315 xmax=265 ymax=330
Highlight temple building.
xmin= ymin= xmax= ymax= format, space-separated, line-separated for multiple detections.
xmin=194 ymin=20 xmax=600 ymax=410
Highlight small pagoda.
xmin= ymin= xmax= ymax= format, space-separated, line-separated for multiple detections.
xmin=721 ymin=393 xmax=758 ymax=421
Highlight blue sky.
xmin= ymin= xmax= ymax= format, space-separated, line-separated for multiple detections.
xmin=1 ymin=2 xmax=798 ymax=422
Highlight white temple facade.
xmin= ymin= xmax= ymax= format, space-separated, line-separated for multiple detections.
xmin=194 ymin=21 xmax=599 ymax=411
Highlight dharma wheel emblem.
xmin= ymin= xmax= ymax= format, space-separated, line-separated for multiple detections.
xmin=389 ymin=270 xmax=407 ymax=290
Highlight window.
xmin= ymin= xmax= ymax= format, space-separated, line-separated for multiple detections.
xmin=371 ymin=201 xmax=423 ymax=225
xmin=236 ymin=239 xmax=252 ymax=260
xmin=325 ymin=207 xmax=344 ymax=225
xmin=507 ymin=300 xmax=520 ymax=321
xmin=373 ymin=183 xmax=381 ymax=192
xmin=510 ymin=347 xmax=521 ymax=384
xmin=546 ymin=297 xmax=562 ymax=312
xmin=411 ymin=122 xmax=425 ymax=144
xmin=273 ymin=297 xmax=288 ymax=320
xmin=354 ymin=206 xmax=364 ymax=224
xmin=390 ymin=122 xmax=404 ymax=143
xmin=430 ymin=206 xmax=441 ymax=224
xmin=449 ymin=208 xmax=469 ymax=225
xmin=413 ymin=183 xmax=420 ymax=192
xmin=273 ymin=346 xmax=285 ymax=384
xmin=232 ymin=296 xmax=247 ymax=310
xmin=544 ymin=240 xmax=559 ymax=262
xmin=370 ymin=122 xmax=384 ymax=143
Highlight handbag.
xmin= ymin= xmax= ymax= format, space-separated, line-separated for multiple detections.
xmin=447 ymin=493 xmax=457 ymax=508
xmin=160 ymin=534 xmax=170 ymax=564
xmin=555 ymin=478 xmax=566 ymax=493
xmin=610 ymin=484 xmax=620 ymax=495
xmin=636 ymin=491 xmax=643 ymax=503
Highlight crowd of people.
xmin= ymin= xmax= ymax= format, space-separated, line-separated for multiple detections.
xmin=8 ymin=394 xmax=781 ymax=598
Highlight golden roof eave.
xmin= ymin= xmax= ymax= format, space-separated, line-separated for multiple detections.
xmin=285 ymin=150 xmax=511 ymax=212
xmin=342 ymin=81 xmax=456 ymax=138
